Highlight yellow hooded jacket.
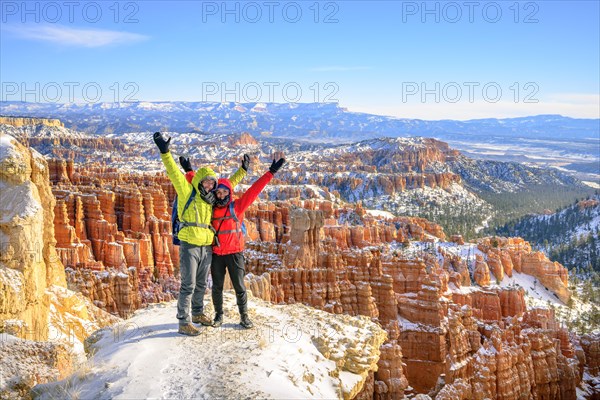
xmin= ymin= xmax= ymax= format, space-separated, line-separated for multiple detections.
xmin=160 ymin=152 xmax=246 ymax=246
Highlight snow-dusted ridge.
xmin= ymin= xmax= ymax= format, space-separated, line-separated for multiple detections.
xmin=33 ymin=293 xmax=386 ymax=400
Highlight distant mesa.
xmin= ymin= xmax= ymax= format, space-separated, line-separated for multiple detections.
xmin=0 ymin=116 xmax=64 ymax=128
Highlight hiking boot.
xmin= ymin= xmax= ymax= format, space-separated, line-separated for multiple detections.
xmin=212 ymin=313 xmax=223 ymax=327
xmin=240 ymin=313 xmax=254 ymax=329
xmin=178 ymin=323 xmax=202 ymax=336
xmin=192 ymin=313 xmax=213 ymax=326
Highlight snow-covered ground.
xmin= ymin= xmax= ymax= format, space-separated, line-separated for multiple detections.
xmin=33 ymin=292 xmax=384 ymax=400
xmin=578 ymin=371 xmax=600 ymax=399
xmin=474 ymin=215 xmax=493 ymax=234
xmin=365 ymin=209 xmax=396 ymax=220
xmin=434 ymin=241 xmax=486 ymax=265
xmin=499 ymin=271 xmax=563 ymax=304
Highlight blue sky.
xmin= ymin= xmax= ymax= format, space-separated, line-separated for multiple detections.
xmin=1 ymin=1 xmax=599 ymax=119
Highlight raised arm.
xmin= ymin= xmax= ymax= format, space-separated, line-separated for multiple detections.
xmin=233 ymin=154 xmax=251 ymax=186
xmin=154 ymin=132 xmax=192 ymax=199
xmin=234 ymin=158 xmax=285 ymax=215
xmin=229 ymin=155 xmax=249 ymax=188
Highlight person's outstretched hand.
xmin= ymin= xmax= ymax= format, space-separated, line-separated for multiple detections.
xmin=269 ymin=158 xmax=286 ymax=174
xmin=179 ymin=156 xmax=193 ymax=172
xmin=153 ymin=132 xmax=171 ymax=154
xmin=241 ymin=154 xmax=250 ymax=171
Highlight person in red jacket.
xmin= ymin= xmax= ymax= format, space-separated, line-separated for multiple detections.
xmin=183 ymin=157 xmax=285 ymax=329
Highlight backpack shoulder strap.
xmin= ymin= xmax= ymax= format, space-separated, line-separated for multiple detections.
xmin=228 ymin=201 xmax=238 ymax=223
xmin=221 ymin=201 xmax=244 ymax=237
xmin=181 ymin=188 xmax=197 ymax=217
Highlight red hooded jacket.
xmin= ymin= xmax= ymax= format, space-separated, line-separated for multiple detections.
xmin=185 ymin=170 xmax=274 ymax=255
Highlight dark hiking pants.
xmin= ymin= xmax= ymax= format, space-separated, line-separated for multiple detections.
xmin=211 ymin=252 xmax=247 ymax=315
xmin=177 ymin=242 xmax=212 ymax=325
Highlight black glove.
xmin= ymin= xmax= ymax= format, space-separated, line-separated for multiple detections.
xmin=153 ymin=132 xmax=171 ymax=154
xmin=198 ymin=185 xmax=217 ymax=206
xmin=241 ymin=154 xmax=250 ymax=171
xmin=269 ymin=158 xmax=286 ymax=174
xmin=179 ymin=156 xmax=193 ymax=172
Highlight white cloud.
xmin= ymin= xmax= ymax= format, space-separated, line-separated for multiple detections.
xmin=4 ymin=24 xmax=149 ymax=47
xmin=309 ymin=66 xmax=371 ymax=72
xmin=546 ymin=93 xmax=600 ymax=105
xmin=348 ymin=96 xmax=600 ymax=120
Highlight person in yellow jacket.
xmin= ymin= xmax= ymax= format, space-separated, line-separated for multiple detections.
xmin=153 ymin=132 xmax=247 ymax=336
